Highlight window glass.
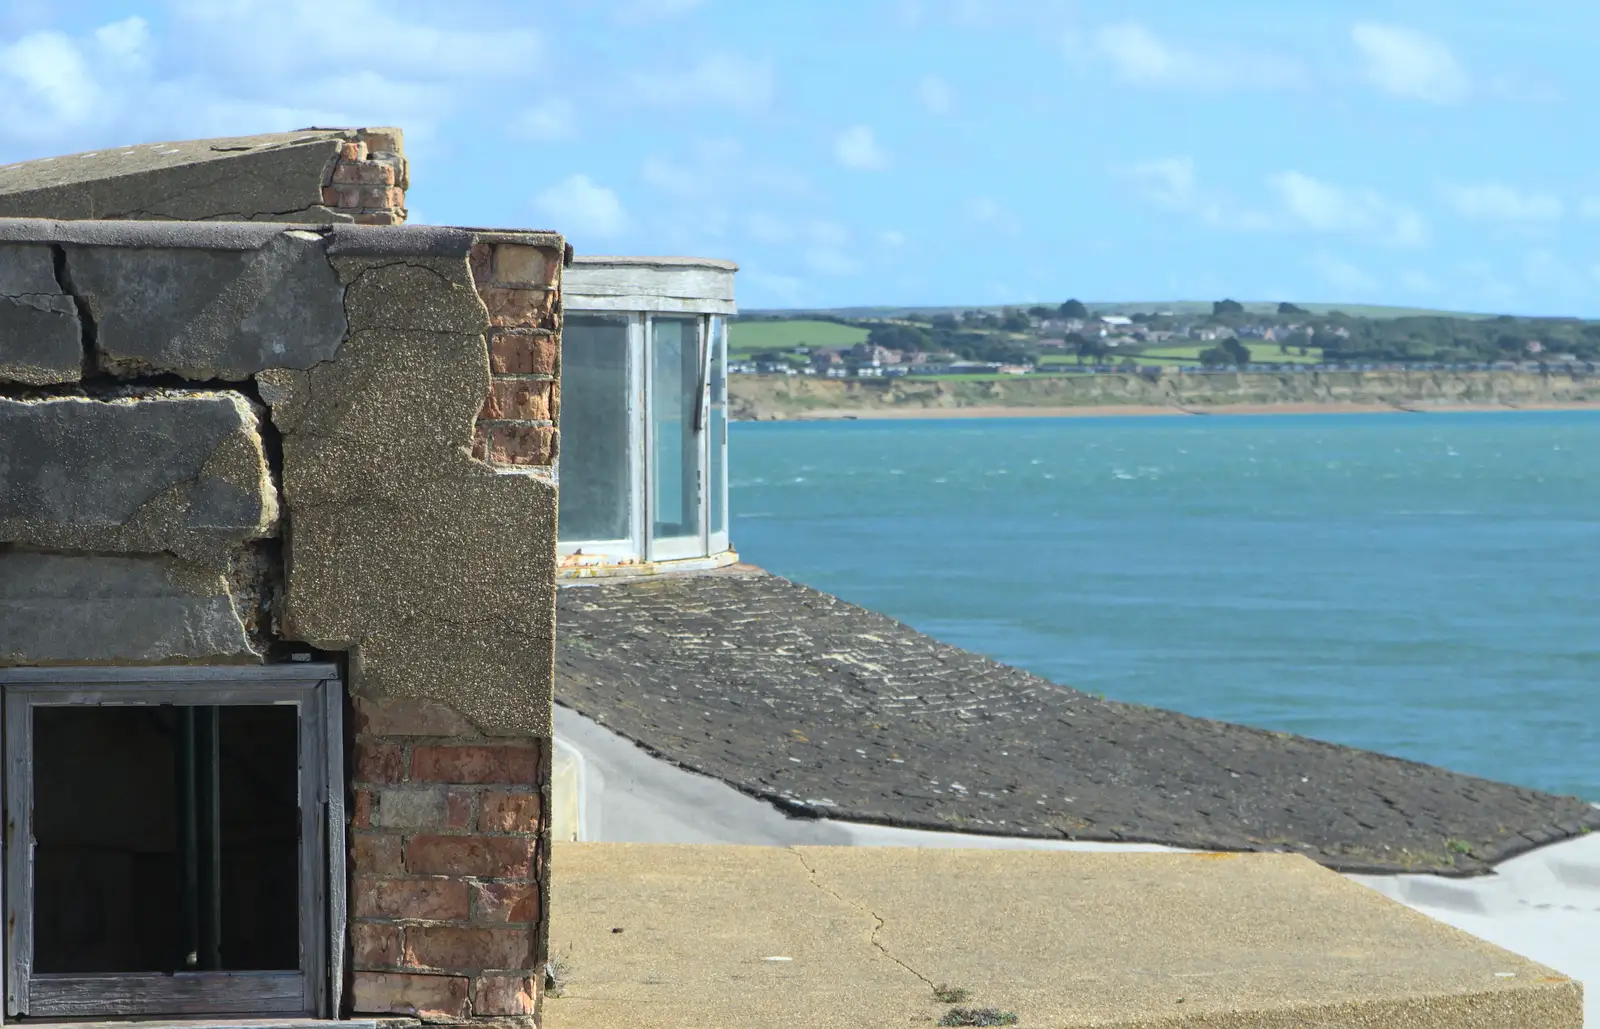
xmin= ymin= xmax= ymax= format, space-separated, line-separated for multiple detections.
xmin=558 ymin=315 xmax=632 ymax=542
xmin=709 ymin=317 xmax=727 ymax=535
xmin=651 ymin=316 xmax=703 ymax=542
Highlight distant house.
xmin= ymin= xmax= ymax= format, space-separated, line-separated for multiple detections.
xmin=1100 ymin=315 xmax=1133 ymax=328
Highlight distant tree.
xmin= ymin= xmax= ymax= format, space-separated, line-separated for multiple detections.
xmin=1027 ymin=305 xmax=1054 ymax=318
xmin=1214 ymin=299 xmax=1245 ymax=315
xmin=867 ymin=323 xmax=930 ymax=353
xmin=931 ymin=313 xmax=958 ymax=330
xmin=1001 ymin=308 xmax=1030 ymax=332
xmin=1222 ymin=337 xmax=1252 ymax=365
xmin=1198 ymin=345 xmax=1231 ymax=367
xmin=1059 ymin=299 xmax=1090 ymax=319
xmin=1278 ymin=302 xmax=1307 ymax=315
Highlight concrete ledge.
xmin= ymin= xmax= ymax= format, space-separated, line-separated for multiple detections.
xmin=551 ymin=736 xmax=587 ymax=842
xmin=547 ymin=842 xmax=1582 ymax=1029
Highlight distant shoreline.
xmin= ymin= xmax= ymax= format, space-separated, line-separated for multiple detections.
xmin=757 ymin=401 xmax=1600 ymax=421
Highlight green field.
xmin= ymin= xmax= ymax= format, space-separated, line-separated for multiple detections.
xmin=1139 ymin=342 xmax=1325 ymax=364
xmin=729 ymin=319 xmax=868 ymax=356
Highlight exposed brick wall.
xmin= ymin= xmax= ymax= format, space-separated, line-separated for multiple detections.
xmin=322 ymin=128 xmax=409 ymax=225
xmin=469 ymin=240 xmax=563 ymax=468
xmin=348 ymin=695 xmax=548 ymax=1023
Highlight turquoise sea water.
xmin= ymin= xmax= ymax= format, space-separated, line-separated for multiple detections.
xmin=729 ymin=411 xmax=1600 ymax=802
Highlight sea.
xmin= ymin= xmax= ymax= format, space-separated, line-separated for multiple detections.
xmin=730 ymin=410 xmax=1599 ymax=802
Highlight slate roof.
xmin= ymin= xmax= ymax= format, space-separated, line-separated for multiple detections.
xmin=555 ymin=566 xmax=1600 ymax=876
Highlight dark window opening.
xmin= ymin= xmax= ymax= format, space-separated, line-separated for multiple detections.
xmin=32 ymin=704 xmax=301 ymax=975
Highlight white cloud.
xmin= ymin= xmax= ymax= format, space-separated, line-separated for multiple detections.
xmin=1350 ymin=23 xmax=1468 ymax=104
xmin=611 ymin=0 xmax=706 ymax=26
xmin=512 ymin=98 xmax=576 ymax=142
xmin=916 ymin=73 xmax=954 ymax=114
xmin=1310 ymin=253 xmax=1379 ymax=295
xmin=1090 ymin=22 xmax=1304 ymax=90
xmin=534 ymin=174 xmax=628 ymax=239
xmin=835 ymin=125 xmax=888 ymax=170
xmin=1268 ymin=171 xmax=1427 ymax=247
xmin=0 ymin=4 xmax=548 ymax=156
xmin=1121 ymin=156 xmax=1264 ymax=229
xmin=1443 ymin=183 xmax=1563 ymax=223
xmin=630 ymin=54 xmax=774 ymax=113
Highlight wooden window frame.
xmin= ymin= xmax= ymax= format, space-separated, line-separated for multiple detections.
xmin=0 ymin=664 xmax=346 ymax=1021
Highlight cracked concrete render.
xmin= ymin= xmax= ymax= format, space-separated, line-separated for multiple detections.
xmin=0 ymin=219 xmax=566 ymax=736
xmin=789 ymin=849 xmax=934 ymax=992
xmin=0 ymin=129 xmax=357 ymax=222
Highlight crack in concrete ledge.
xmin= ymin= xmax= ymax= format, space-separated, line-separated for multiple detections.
xmin=788 ymin=848 xmax=935 ymax=990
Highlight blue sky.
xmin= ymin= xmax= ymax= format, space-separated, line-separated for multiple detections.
xmin=3 ymin=1 xmax=1598 ymax=315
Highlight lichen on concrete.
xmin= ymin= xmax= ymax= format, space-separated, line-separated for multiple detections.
xmin=268 ymin=249 xmax=559 ymax=738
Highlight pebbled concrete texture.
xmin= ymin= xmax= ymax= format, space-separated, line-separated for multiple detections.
xmin=0 ymin=392 xmax=278 ymax=564
xmin=265 ymin=246 xmax=563 ymax=737
xmin=546 ymin=841 xmax=1582 ymax=1029
xmin=0 ymin=548 xmax=265 ymax=664
xmin=0 ymin=243 xmax=81 ymax=385
xmin=0 ymin=130 xmax=356 ymax=222
xmin=556 ymin=703 xmax=1600 ymax=1026
xmin=64 ymin=231 xmax=349 ymax=379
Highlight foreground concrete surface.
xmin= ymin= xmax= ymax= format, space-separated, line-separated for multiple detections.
xmin=544 ymin=842 xmax=1580 ymax=1029
xmin=554 ymin=704 xmax=1600 ymax=1026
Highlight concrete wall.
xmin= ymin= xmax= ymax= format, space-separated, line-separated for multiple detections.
xmin=0 ymin=216 xmax=563 ymax=1024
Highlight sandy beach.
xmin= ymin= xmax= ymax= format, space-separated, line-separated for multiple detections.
xmin=776 ymin=401 xmax=1600 ymax=421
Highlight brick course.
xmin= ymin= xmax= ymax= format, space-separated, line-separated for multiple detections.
xmin=320 ymin=129 xmax=410 ymax=225
xmin=468 ymin=241 xmax=563 ymax=470
xmin=348 ymin=693 xmax=550 ymax=1024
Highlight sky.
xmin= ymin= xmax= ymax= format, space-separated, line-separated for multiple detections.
xmin=2 ymin=0 xmax=1598 ymax=315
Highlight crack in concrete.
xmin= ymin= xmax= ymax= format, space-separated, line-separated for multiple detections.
xmin=49 ymin=243 xmax=96 ymax=378
xmin=788 ymin=848 xmax=935 ymax=991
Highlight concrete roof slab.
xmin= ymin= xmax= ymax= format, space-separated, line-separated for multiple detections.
xmin=546 ymin=841 xmax=1582 ymax=1029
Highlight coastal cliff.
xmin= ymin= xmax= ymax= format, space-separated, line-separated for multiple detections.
xmin=729 ymin=369 xmax=1600 ymax=420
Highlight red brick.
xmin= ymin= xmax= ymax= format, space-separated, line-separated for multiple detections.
xmin=332 ymin=184 xmax=363 ymax=209
xmin=446 ymin=790 xmax=476 ymax=830
xmin=482 ymin=423 xmax=558 ymax=467
xmin=339 ymin=140 xmax=369 ymax=162
xmin=486 ymin=244 xmax=557 ymax=287
xmin=321 ymin=185 xmax=341 ymax=206
xmin=412 ymin=744 xmax=539 ymax=785
xmin=488 ymin=331 xmax=558 ymax=376
xmin=472 ymin=880 xmax=541 ymax=924
xmin=352 ymin=922 xmax=404 ymax=969
xmin=405 ymin=925 xmax=533 ymax=972
xmin=355 ymin=740 xmax=406 ymax=785
xmin=352 ymin=210 xmax=402 ymax=225
xmin=473 ymin=974 xmax=538 ymax=1016
xmin=357 ymin=185 xmax=403 ymax=208
xmin=333 ymin=161 xmax=396 ymax=186
xmin=406 ymin=835 xmax=536 ymax=878
xmin=352 ymin=832 xmax=405 ymax=876
xmin=481 ymin=790 xmax=543 ymax=833
xmin=478 ymin=285 xmax=557 ymax=328
xmin=352 ymin=971 xmax=468 ymax=1019
xmin=354 ymin=876 xmax=471 ymax=921
xmin=360 ymin=128 xmax=403 ymax=154
xmin=354 ymin=695 xmax=479 ymax=737
xmin=480 ymin=379 xmax=553 ymax=421
xmin=352 ymin=789 xmax=374 ymax=829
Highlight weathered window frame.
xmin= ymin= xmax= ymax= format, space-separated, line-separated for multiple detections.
xmin=1 ymin=664 xmax=346 ymax=1020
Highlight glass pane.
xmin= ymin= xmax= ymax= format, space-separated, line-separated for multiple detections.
xmin=558 ymin=315 xmax=632 ymax=542
xmin=32 ymin=705 xmax=300 ymax=974
xmin=651 ymin=316 xmax=704 ymax=542
xmin=709 ymin=317 xmax=727 ymax=536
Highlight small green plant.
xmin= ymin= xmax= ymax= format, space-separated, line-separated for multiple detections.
xmin=933 ymin=984 xmax=971 ymax=1004
xmin=939 ymin=1008 xmax=1018 ymax=1027
xmin=1446 ymin=839 xmax=1472 ymax=855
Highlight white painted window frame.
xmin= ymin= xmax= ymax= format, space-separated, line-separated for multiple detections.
xmin=0 ymin=664 xmax=345 ymax=1021
xmin=554 ymin=312 xmax=646 ymax=562
xmin=645 ymin=313 xmax=711 ymax=563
